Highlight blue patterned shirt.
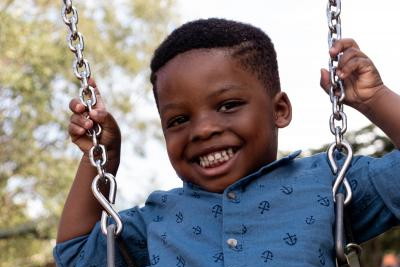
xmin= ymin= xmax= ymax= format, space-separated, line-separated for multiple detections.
xmin=54 ymin=150 xmax=400 ymax=267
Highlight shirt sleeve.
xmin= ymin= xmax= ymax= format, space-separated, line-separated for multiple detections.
xmin=347 ymin=149 xmax=400 ymax=243
xmin=53 ymin=207 xmax=149 ymax=267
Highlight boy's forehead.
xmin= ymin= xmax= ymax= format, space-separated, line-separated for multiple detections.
xmin=156 ymin=47 xmax=270 ymax=89
xmin=159 ymin=48 xmax=231 ymax=71
xmin=155 ymin=48 xmax=232 ymax=90
xmin=155 ymin=48 xmax=272 ymax=108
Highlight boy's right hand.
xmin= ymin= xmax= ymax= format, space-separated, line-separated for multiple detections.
xmin=68 ymin=79 xmax=121 ymax=160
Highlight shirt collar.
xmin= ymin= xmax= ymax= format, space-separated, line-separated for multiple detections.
xmin=183 ymin=150 xmax=302 ymax=194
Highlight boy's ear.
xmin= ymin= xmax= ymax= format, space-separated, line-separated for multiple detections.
xmin=273 ymin=92 xmax=292 ymax=128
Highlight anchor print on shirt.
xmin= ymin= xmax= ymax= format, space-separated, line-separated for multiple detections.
xmin=161 ymin=233 xmax=167 ymax=245
xmin=258 ymin=200 xmax=270 ymax=214
xmin=191 ymin=192 xmax=201 ymax=198
xmin=176 ymin=255 xmax=185 ymax=267
xmin=261 ymin=250 xmax=274 ymax=262
xmin=150 ymin=254 xmax=160 ymax=265
xmin=212 ymin=204 xmax=222 ymax=218
xmin=305 ymin=216 xmax=316 ymax=225
xmin=213 ymin=252 xmax=224 ymax=263
xmin=241 ymin=224 xmax=248 ymax=235
xmin=192 ymin=225 xmax=202 ymax=235
xmin=318 ymin=248 xmax=326 ymax=265
xmin=176 ymin=211 xmax=184 ymax=223
xmin=280 ymin=185 xmax=293 ymax=195
xmin=317 ymin=195 xmax=330 ymax=207
xmin=283 ymin=233 xmax=297 ymax=246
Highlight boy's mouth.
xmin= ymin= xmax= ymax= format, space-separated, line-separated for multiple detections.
xmin=198 ymin=148 xmax=235 ymax=168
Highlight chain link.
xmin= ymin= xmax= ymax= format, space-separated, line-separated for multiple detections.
xmin=326 ymin=0 xmax=352 ymax=203
xmin=61 ymin=0 xmax=123 ymax=237
xmin=326 ymin=1 xmax=362 ymax=265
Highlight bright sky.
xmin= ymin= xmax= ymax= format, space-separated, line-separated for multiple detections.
xmin=117 ymin=0 xmax=400 ymax=205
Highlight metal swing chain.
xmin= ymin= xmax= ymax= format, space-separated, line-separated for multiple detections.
xmin=61 ymin=1 xmax=123 ymax=266
xmin=326 ymin=0 xmax=362 ymax=266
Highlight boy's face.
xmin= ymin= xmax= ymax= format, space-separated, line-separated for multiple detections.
xmin=155 ymin=49 xmax=291 ymax=192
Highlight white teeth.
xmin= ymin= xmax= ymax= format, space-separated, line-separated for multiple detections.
xmin=198 ymin=148 xmax=235 ymax=168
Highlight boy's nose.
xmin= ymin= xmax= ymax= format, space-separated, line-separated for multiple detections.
xmin=190 ymin=115 xmax=223 ymax=142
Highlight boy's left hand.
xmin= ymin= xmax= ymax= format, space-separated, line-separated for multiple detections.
xmin=320 ymin=38 xmax=385 ymax=112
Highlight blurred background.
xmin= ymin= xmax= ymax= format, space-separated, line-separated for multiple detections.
xmin=0 ymin=0 xmax=399 ymax=266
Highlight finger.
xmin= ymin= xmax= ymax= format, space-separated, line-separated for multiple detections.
xmin=88 ymin=109 xmax=109 ymax=125
xmin=329 ymin=38 xmax=360 ymax=58
xmin=70 ymin=113 xmax=93 ymax=130
xmin=337 ymin=47 xmax=367 ymax=71
xmin=320 ymin=68 xmax=330 ymax=93
xmin=68 ymin=121 xmax=87 ymax=137
xmin=88 ymin=78 xmax=97 ymax=88
xmin=71 ymin=96 xmax=108 ymax=126
xmin=69 ymin=98 xmax=86 ymax=114
xmin=338 ymin=57 xmax=372 ymax=80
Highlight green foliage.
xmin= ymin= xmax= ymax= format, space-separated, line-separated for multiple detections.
xmin=0 ymin=0 xmax=176 ymax=266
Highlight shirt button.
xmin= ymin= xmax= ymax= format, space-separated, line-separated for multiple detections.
xmin=227 ymin=191 xmax=236 ymax=200
xmin=226 ymin=238 xmax=238 ymax=248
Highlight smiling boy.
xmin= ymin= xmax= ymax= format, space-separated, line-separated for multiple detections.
xmin=156 ymin=48 xmax=291 ymax=192
xmin=55 ymin=18 xmax=400 ymax=266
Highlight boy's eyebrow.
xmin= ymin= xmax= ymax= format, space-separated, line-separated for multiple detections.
xmin=206 ymin=84 xmax=244 ymax=100
xmin=160 ymin=84 xmax=245 ymax=114
xmin=160 ymin=102 xmax=182 ymax=114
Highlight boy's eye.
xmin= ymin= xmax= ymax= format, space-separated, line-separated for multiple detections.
xmin=166 ymin=115 xmax=188 ymax=128
xmin=218 ymin=100 xmax=244 ymax=112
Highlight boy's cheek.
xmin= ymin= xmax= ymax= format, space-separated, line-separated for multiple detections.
xmin=165 ymin=136 xmax=183 ymax=161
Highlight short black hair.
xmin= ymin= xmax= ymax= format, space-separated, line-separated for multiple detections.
xmin=150 ymin=18 xmax=281 ymax=102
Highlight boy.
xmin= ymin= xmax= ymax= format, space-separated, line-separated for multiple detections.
xmin=55 ymin=18 xmax=400 ymax=266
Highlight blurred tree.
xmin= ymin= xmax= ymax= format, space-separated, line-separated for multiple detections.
xmin=0 ymin=0 xmax=176 ymax=266
xmin=308 ymin=124 xmax=400 ymax=267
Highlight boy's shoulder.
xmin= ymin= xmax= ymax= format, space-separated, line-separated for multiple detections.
xmin=278 ymin=150 xmax=329 ymax=165
xmin=284 ymin=150 xmax=329 ymax=170
xmin=292 ymin=149 xmax=400 ymax=177
xmin=119 ymin=186 xmax=185 ymax=220
xmin=144 ymin=186 xmax=185 ymax=206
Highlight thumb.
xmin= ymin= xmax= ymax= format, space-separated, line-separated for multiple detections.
xmin=319 ymin=68 xmax=330 ymax=94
